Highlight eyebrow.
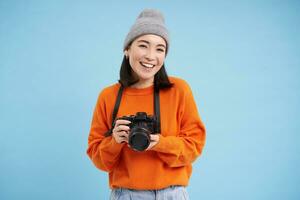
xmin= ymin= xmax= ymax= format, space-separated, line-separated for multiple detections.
xmin=137 ymin=39 xmax=166 ymax=49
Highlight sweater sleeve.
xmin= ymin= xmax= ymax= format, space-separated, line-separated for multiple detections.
xmin=152 ymin=83 xmax=206 ymax=168
xmin=86 ymin=90 xmax=125 ymax=172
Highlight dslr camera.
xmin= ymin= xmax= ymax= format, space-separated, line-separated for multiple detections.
xmin=117 ymin=112 xmax=158 ymax=151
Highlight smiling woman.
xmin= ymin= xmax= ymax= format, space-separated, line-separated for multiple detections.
xmin=86 ymin=8 xmax=206 ymax=200
xmin=125 ymin=34 xmax=166 ymax=88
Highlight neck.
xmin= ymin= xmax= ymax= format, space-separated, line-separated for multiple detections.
xmin=130 ymin=79 xmax=154 ymax=89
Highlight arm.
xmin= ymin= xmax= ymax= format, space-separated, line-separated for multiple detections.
xmin=151 ymin=84 xmax=206 ymax=168
xmin=86 ymin=91 xmax=125 ymax=172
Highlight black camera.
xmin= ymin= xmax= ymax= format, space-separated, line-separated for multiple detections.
xmin=118 ymin=112 xmax=158 ymax=151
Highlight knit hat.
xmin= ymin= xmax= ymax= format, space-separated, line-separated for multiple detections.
xmin=123 ymin=8 xmax=169 ymax=52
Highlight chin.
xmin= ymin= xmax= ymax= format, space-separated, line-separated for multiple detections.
xmin=138 ymin=75 xmax=155 ymax=81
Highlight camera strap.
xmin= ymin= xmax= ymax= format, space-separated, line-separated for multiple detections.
xmin=104 ymin=85 xmax=124 ymax=137
xmin=105 ymin=84 xmax=161 ymax=136
xmin=112 ymin=85 xmax=124 ymax=125
xmin=154 ymin=87 xmax=161 ymax=133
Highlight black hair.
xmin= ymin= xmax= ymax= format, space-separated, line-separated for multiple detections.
xmin=118 ymin=56 xmax=173 ymax=89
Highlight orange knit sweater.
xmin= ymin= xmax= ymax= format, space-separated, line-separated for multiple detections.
xmin=87 ymin=77 xmax=206 ymax=190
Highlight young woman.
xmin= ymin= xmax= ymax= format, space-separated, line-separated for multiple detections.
xmin=87 ymin=8 xmax=206 ymax=200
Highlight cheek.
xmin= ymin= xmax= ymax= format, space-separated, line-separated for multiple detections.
xmin=130 ymin=51 xmax=143 ymax=64
xmin=158 ymin=55 xmax=166 ymax=65
xmin=129 ymin=53 xmax=139 ymax=66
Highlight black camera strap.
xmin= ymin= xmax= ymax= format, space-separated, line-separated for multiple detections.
xmin=105 ymin=84 xmax=161 ymax=136
xmin=104 ymin=85 xmax=124 ymax=137
xmin=154 ymin=87 xmax=161 ymax=133
xmin=112 ymin=85 xmax=124 ymax=125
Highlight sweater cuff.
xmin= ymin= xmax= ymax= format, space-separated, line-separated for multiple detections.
xmin=151 ymin=135 xmax=169 ymax=152
xmin=106 ymin=136 xmax=125 ymax=154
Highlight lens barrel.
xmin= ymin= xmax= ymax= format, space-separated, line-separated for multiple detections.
xmin=128 ymin=127 xmax=151 ymax=151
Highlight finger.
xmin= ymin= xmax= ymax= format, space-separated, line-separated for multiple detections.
xmin=113 ymin=132 xmax=128 ymax=143
xmin=112 ymin=127 xmax=119 ymax=134
xmin=115 ymin=119 xmax=131 ymax=126
xmin=149 ymin=134 xmax=159 ymax=142
xmin=146 ymin=140 xmax=159 ymax=151
xmin=113 ymin=125 xmax=128 ymax=133
xmin=113 ymin=133 xmax=124 ymax=143
xmin=146 ymin=142 xmax=155 ymax=151
xmin=118 ymin=131 xmax=129 ymax=138
xmin=116 ymin=125 xmax=130 ymax=131
xmin=112 ymin=130 xmax=127 ymax=137
xmin=113 ymin=127 xmax=129 ymax=136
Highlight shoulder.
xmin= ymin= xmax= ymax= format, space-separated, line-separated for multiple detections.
xmin=98 ymin=82 xmax=121 ymax=100
xmin=168 ymin=76 xmax=192 ymax=93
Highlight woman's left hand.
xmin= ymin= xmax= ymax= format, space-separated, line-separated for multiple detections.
xmin=146 ymin=134 xmax=160 ymax=150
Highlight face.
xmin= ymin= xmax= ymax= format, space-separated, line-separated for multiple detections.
xmin=125 ymin=34 xmax=167 ymax=88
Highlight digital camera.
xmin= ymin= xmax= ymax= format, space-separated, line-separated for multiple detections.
xmin=118 ymin=112 xmax=158 ymax=151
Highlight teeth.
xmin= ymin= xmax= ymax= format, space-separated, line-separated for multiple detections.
xmin=141 ymin=62 xmax=154 ymax=68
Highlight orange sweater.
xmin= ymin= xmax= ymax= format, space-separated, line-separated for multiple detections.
xmin=87 ymin=77 xmax=206 ymax=190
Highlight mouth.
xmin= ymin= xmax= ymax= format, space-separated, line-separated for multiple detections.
xmin=140 ymin=62 xmax=155 ymax=69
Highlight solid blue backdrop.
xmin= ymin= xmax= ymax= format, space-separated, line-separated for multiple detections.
xmin=1 ymin=0 xmax=299 ymax=199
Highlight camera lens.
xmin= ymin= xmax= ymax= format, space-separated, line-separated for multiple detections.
xmin=128 ymin=127 xmax=151 ymax=151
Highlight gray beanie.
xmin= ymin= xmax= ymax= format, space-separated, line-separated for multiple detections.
xmin=123 ymin=8 xmax=169 ymax=52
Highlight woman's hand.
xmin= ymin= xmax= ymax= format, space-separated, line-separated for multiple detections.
xmin=112 ymin=119 xmax=131 ymax=144
xmin=146 ymin=134 xmax=160 ymax=150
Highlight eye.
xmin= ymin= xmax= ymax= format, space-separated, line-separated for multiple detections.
xmin=157 ymin=48 xmax=165 ymax=52
xmin=138 ymin=44 xmax=147 ymax=48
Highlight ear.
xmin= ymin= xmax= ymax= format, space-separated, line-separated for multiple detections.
xmin=124 ymin=50 xmax=129 ymax=58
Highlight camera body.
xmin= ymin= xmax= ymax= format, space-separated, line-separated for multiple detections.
xmin=118 ymin=112 xmax=159 ymax=151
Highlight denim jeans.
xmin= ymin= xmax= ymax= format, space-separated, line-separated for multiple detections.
xmin=110 ymin=185 xmax=189 ymax=200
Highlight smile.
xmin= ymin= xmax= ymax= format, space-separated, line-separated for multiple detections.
xmin=140 ymin=62 xmax=155 ymax=68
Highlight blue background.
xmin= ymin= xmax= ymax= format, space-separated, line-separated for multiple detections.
xmin=1 ymin=0 xmax=299 ymax=199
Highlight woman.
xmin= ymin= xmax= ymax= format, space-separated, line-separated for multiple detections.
xmin=87 ymin=8 xmax=206 ymax=200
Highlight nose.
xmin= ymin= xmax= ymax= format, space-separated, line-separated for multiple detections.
xmin=145 ymin=49 xmax=155 ymax=61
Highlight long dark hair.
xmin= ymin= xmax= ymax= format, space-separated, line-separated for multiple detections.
xmin=118 ymin=56 xmax=173 ymax=89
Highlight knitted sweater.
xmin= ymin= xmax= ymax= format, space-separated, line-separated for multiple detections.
xmin=87 ymin=77 xmax=206 ymax=190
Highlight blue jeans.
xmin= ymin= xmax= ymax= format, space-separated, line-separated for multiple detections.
xmin=110 ymin=185 xmax=189 ymax=200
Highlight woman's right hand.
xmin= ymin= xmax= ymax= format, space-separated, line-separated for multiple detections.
xmin=112 ymin=119 xmax=131 ymax=144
